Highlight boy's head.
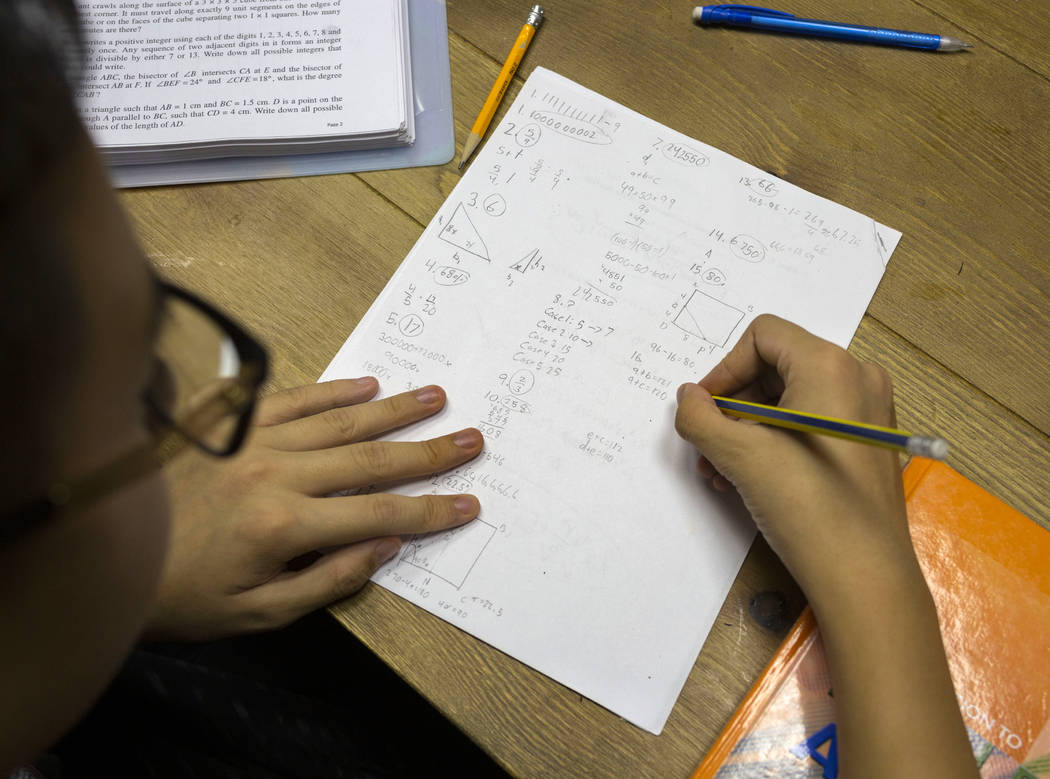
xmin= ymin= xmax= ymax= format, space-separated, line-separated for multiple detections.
xmin=1 ymin=0 xmax=172 ymax=768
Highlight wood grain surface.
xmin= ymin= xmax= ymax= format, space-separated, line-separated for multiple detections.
xmin=119 ymin=2 xmax=1050 ymax=775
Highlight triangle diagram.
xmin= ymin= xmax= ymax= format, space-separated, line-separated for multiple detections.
xmin=438 ymin=203 xmax=490 ymax=261
xmin=510 ymin=248 xmax=540 ymax=273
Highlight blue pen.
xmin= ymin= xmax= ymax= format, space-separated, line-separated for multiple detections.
xmin=692 ymin=5 xmax=972 ymax=51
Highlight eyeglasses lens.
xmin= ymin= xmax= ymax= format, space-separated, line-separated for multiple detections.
xmin=152 ymin=296 xmax=249 ymax=453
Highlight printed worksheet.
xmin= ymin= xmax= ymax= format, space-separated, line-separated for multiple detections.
xmin=321 ymin=67 xmax=900 ymax=733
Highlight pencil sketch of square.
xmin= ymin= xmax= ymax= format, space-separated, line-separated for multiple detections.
xmin=400 ymin=519 xmax=497 ymax=589
xmin=672 ymin=290 xmax=745 ymax=347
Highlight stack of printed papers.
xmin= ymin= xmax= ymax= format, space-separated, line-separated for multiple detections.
xmin=75 ymin=0 xmax=413 ymax=164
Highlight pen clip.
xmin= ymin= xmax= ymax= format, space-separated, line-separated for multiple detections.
xmin=706 ymin=5 xmax=795 ymax=19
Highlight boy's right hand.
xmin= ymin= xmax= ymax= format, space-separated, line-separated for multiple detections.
xmin=674 ymin=314 xmax=918 ymax=610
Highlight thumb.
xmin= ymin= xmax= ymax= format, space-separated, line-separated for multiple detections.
xmin=674 ymin=383 xmax=763 ymax=470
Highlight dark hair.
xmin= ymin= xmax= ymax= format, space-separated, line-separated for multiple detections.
xmin=1 ymin=0 xmax=84 ymax=207
xmin=1 ymin=0 xmax=89 ymax=514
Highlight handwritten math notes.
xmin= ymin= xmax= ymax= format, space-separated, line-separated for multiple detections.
xmin=321 ymin=67 xmax=900 ymax=733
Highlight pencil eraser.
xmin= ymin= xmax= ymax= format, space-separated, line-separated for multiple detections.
xmin=692 ymin=7 xmax=703 ymax=23
xmin=927 ymin=438 xmax=950 ymax=460
xmin=907 ymin=436 xmax=950 ymax=460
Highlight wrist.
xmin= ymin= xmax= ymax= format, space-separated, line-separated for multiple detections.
xmin=805 ymin=544 xmax=977 ymax=779
xmin=773 ymin=497 xmax=918 ymax=616
xmin=804 ymin=546 xmax=934 ymax=639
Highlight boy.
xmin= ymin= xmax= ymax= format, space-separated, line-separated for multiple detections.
xmin=1 ymin=1 xmax=975 ymax=775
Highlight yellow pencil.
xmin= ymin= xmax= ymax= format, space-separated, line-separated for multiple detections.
xmin=457 ymin=5 xmax=545 ymax=170
xmin=711 ymin=395 xmax=950 ymax=459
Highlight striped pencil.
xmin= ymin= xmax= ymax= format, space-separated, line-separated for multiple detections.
xmin=712 ymin=395 xmax=949 ymax=459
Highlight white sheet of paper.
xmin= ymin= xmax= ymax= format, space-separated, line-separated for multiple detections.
xmin=320 ymin=67 xmax=900 ymax=733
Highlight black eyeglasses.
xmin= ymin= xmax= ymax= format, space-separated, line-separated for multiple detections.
xmin=0 ymin=281 xmax=269 ymax=543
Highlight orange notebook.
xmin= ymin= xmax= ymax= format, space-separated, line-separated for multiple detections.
xmin=693 ymin=458 xmax=1050 ymax=778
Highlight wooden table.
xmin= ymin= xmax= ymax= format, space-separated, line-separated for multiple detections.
xmin=121 ymin=1 xmax=1050 ymax=775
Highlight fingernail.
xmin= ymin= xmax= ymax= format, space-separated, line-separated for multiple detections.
xmin=374 ymin=539 xmax=401 ymax=566
xmin=454 ymin=495 xmax=480 ymax=517
xmin=415 ymin=386 xmax=441 ymax=404
xmin=453 ymin=428 xmax=482 ymax=448
xmin=354 ymin=376 xmax=378 ymax=388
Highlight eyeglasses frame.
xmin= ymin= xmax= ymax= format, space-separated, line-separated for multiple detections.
xmin=0 ymin=281 xmax=269 ymax=544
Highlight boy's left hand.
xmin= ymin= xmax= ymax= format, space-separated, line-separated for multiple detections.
xmin=145 ymin=378 xmax=483 ymax=641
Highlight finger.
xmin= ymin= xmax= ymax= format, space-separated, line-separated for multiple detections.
xmin=237 ymin=537 xmax=402 ymax=631
xmin=289 ymin=428 xmax=484 ymax=496
xmin=284 ymin=493 xmax=480 ymax=556
xmin=697 ymin=450 xmax=738 ymax=491
xmin=253 ymin=378 xmax=379 ymax=427
xmin=712 ymin=474 xmax=735 ymax=492
xmin=730 ymin=380 xmax=781 ymax=405
xmin=261 ymin=385 xmax=448 ymax=452
xmin=698 ymin=314 xmax=825 ymax=398
xmin=675 ymin=383 xmax=776 ymax=482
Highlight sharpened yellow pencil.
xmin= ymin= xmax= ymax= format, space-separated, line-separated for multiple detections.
xmin=457 ymin=5 xmax=545 ymax=170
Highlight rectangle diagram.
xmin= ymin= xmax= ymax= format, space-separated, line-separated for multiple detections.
xmin=400 ymin=519 xmax=497 ymax=589
xmin=672 ymin=290 xmax=745 ymax=347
